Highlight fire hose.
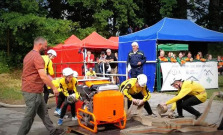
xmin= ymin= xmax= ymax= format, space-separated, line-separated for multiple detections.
xmin=121 ymin=91 xmax=223 ymax=134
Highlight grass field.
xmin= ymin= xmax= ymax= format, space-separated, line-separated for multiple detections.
xmin=0 ymin=70 xmax=222 ymax=104
xmin=0 ymin=70 xmax=23 ymax=104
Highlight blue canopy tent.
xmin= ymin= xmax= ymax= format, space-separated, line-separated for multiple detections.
xmin=118 ymin=17 xmax=223 ymax=92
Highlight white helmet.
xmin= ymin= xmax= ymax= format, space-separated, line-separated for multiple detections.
xmin=131 ymin=41 xmax=138 ymax=47
xmin=62 ymin=68 xmax=73 ymax=77
xmin=137 ymin=74 xmax=147 ymax=87
xmin=170 ymin=76 xmax=182 ymax=86
xmin=73 ymin=71 xmax=78 ymax=78
xmin=47 ymin=49 xmax=57 ymax=57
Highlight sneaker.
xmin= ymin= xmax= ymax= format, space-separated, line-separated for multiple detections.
xmin=53 ymin=128 xmax=65 ymax=135
xmin=54 ymin=108 xmax=61 ymax=115
xmin=64 ymin=115 xmax=68 ymax=119
xmin=148 ymin=113 xmax=157 ymax=118
xmin=57 ymin=118 xmax=63 ymax=126
xmin=195 ymin=113 xmax=202 ymax=119
xmin=175 ymin=115 xmax=184 ymax=118
xmin=72 ymin=117 xmax=78 ymax=121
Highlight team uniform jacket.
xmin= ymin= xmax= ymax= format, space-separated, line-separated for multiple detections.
xmin=42 ymin=55 xmax=54 ymax=75
xmin=127 ymin=50 xmax=146 ymax=68
xmin=52 ymin=77 xmax=80 ymax=99
xmin=166 ymin=80 xmax=207 ymax=107
xmin=120 ymin=78 xmax=151 ymax=102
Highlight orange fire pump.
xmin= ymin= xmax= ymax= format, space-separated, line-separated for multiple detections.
xmin=77 ymin=80 xmax=126 ymax=133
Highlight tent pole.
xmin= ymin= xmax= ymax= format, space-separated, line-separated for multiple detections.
xmin=84 ymin=47 xmax=87 ymax=77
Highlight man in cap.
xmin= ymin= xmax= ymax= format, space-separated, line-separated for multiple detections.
xmin=105 ymin=49 xmax=118 ymax=83
xmin=127 ymin=42 xmax=146 ymax=78
xmin=42 ymin=49 xmax=57 ymax=104
xmin=162 ymin=76 xmax=207 ymax=119
xmin=98 ymin=51 xmax=107 ymax=73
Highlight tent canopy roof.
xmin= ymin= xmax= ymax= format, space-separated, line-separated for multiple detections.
xmin=82 ymin=32 xmax=118 ymax=49
xmin=120 ymin=17 xmax=223 ymax=42
xmin=64 ymin=35 xmax=81 ymax=43
xmin=52 ymin=35 xmax=81 ymax=50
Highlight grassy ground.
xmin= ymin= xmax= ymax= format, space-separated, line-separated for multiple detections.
xmin=0 ymin=70 xmax=24 ymax=104
xmin=0 ymin=70 xmax=222 ymax=104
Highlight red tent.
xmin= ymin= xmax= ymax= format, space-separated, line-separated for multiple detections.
xmin=51 ymin=35 xmax=83 ymax=77
xmin=82 ymin=32 xmax=118 ymax=50
xmin=108 ymin=36 xmax=119 ymax=48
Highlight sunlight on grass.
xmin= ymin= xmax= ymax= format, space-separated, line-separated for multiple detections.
xmin=0 ymin=71 xmax=23 ymax=104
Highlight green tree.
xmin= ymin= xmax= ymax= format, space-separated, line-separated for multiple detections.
xmin=0 ymin=0 xmax=79 ymax=67
xmin=160 ymin=0 xmax=177 ymax=17
xmin=172 ymin=0 xmax=187 ymax=19
xmin=67 ymin=0 xmax=142 ymax=36
xmin=134 ymin=0 xmax=162 ymax=27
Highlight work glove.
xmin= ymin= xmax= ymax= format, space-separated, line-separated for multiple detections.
xmin=67 ymin=94 xmax=76 ymax=103
xmin=132 ymin=98 xmax=139 ymax=105
xmin=137 ymin=100 xmax=145 ymax=106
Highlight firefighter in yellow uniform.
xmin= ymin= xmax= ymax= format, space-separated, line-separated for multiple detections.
xmin=53 ymin=71 xmax=78 ymax=116
xmin=120 ymin=74 xmax=154 ymax=115
xmin=42 ymin=49 xmax=57 ymax=104
xmin=86 ymin=67 xmax=96 ymax=77
xmin=52 ymin=68 xmax=80 ymax=125
xmin=163 ymin=77 xmax=207 ymax=119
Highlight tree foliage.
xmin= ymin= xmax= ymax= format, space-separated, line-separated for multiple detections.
xmin=0 ymin=0 xmax=222 ymax=70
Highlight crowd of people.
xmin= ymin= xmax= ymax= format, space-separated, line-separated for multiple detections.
xmin=158 ymin=50 xmax=223 ymax=75
xmin=127 ymin=24 xmax=149 ymax=34
xmin=84 ymin=49 xmax=119 ymax=84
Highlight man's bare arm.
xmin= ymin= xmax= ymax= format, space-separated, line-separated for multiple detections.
xmin=38 ymin=69 xmax=59 ymax=96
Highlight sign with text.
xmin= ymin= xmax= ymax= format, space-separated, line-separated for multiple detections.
xmin=160 ymin=62 xmax=218 ymax=91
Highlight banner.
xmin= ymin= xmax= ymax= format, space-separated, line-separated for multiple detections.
xmin=160 ymin=62 xmax=218 ymax=91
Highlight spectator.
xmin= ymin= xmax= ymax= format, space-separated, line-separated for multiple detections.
xmin=167 ymin=52 xmax=176 ymax=62
xmin=127 ymin=25 xmax=133 ymax=34
xmin=218 ymin=56 xmax=223 ymax=75
xmin=167 ymin=52 xmax=172 ymax=61
xmin=134 ymin=25 xmax=140 ymax=32
xmin=94 ymin=56 xmax=100 ymax=73
xmin=85 ymin=51 xmax=95 ymax=70
xmin=98 ymin=51 xmax=107 ymax=73
xmin=115 ymin=52 xmax=118 ymax=60
xmin=17 ymin=37 xmax=63 ymax=135
xmin=141 ymin=24 xmax=148 ymax=29
xmin=42 ymin=49 xmax=57 ymax=105
xmin=86 ymin=67 xmax=97 ymax=77
xmin=106 ymin=49 xmax=118 ymax=84
xmin=181 ymin=51 xmax=186 ymax=58
xmin=158 ymin=50 xmax=168 ymax=62
xmin=177 ymin=52 xmax=186 ymax=65
xmin=184 ymin=51 xmax=193 ymax=62
xmin=195 ymin=51 xmax=206 ymax=62
xmin=207 ymin=54 xmax=214 ymax=61
xmin=127 ymin=42 xmax=146 ymax=78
